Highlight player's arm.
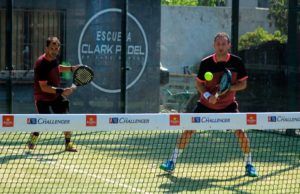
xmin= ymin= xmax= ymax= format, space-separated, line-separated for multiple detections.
xmin=59 ymin=65 xmax=76 ymax=72
xmin=195 ymin=79 xmax=206 ymax=94
xmin=196 ymin=78 xmax=217 ymax=104
xmin=195 ymin=61 xmax=217 ymax=104
xmin=59 ymin=65 xmax=80 ymax=73
xmin=39 ymin=81 xmax=74 ymax=96
xmin=229 ymin=79 xmax=247 ymax=92
xmin=39 ymin=80 xmax=56 ymax=94
xmin=195 ymin=60 xmax=207 ymax=94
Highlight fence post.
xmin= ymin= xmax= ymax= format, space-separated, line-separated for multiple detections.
xmin=231 ymin=0 xmax=239 ymax=54
xmin=5 ymin=0 xmax=13 ymax=113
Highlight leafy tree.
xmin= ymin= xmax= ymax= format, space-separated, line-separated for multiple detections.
xmin=198 ymin=0 xmax=225 ymax=6
xmin=161 ymin=0 xmax=225 ymax=6
xmin=268 ymin=0 xmax=288 ymax=35
xmin=161 ymin=0 xmax=198 ymax=6
xmin=239 ymin=27 xmax=287 ymax=50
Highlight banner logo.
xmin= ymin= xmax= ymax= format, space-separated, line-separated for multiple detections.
xmin=86 ymin=115 xmax=97 ymax=126
xmin=109 ymin=117 xmax=149 ymax=124
xmin=191 ymin=117 xmax=201 ymax=123
xmin=27 ymin=118 xmax=37 ymax=124
xmin=2 ymin=115 xmax=14 ymax=127
xmin=170 ymin=115 xmax=180 ymax=126
xmin=109 ymin=117 xmax=119 ymax=124
xmin=26 ymin=118 xmax=70 ymax=125
xmin=191 ymin=117 xmax=230 ymax=123
xmin=268 ymin=116 xmax=277 ymax=122
xmin=268 ymin=116 xmax=300 ymax=122
xmin=246 ymin=114 xmax=257 ymax=125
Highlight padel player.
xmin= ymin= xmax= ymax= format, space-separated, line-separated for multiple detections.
xmin=160 ymin=32 xmax=258 ymax=177
xmin=27 ymin=37 xmax=80 ymax=152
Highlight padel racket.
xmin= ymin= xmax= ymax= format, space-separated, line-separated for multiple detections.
xmin=72 ymin=65 xmax=94 ymax=88
xmin=215 ymin=68 xmax=232 ymax=98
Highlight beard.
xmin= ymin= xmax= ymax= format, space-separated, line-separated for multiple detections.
xmin=48 ymin=52 xmax=59 ymax=60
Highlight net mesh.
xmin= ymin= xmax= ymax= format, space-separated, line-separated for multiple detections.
xmin=0 ymin=128 xmax=299 ymax=194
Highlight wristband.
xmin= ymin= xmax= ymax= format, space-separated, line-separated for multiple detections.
xmin=203 ymin=91 xmax=212 ymax=100
xmin=55 ymin=88 xmax=64 ymax=94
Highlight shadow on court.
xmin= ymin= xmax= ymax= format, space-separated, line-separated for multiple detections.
xmin=157 ymin=173 xmax=251 ymax=194
xmin=157 ymin=162 xmax=300 ymax=194
xmin=0 ymin=149 xmax=65 ymax=164
xmin=1 ymin=131 xmax=299 ymax=167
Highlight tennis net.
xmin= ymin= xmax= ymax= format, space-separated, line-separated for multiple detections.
xmin=0 ymin=113 xmax=299 ymax=193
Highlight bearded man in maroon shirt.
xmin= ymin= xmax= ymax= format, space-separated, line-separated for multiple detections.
xmin=28 ymin=37 xmax=80 ymax=152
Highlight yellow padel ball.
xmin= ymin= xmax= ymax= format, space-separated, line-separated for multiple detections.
xmin=204 ymin=72 xmax=213 ymax=81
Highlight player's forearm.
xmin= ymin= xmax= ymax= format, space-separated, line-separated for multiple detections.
xmin=59 ymin=65 xmax=73 ymax=72
xmin=40 ymin=85 xmax=58 ymax=94
xmin=41 ymin=85 xmax=74 ymax=96
xmin=195 ymin=81 xmax=206 ymax=94
xmin=230 ymin=80 xmax=247 ymax=92
xmin=39 ymin=83 xmax=64 ymax=94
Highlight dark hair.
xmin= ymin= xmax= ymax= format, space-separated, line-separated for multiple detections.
xmin=46 ymin=37 xmax=61 ymax=47
xmin=214 ymin=32 xmax=230 ymax=43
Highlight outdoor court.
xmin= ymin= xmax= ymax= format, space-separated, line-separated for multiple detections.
xmin=1 ymin=130 xmax=299 ymax=193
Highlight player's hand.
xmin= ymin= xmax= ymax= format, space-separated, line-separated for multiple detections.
xmin=208 ymin=95 xmax=217 ymax=104
xmin=62 ymin=87 xmax=75 ymax=96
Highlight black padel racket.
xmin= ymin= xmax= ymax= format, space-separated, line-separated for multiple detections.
xmin=215 ymin=68 xmax=232 ymax=98
xmin=72 ymin=65 xmax=94 ymax=88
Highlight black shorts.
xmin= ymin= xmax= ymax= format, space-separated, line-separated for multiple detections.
xmin=35 ymin=95 xmax=69 ymax=114
xmin=193 ymin=102 xmax=239 ymax=113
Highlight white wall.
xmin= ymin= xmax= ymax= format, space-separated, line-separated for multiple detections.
xmin=161 ymin=5 xmax=275 ymax=73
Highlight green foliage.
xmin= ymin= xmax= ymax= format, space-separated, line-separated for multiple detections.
xmin=198 ymin=0 xmax=225 ymax=6
xmin=268 ymin=0 xmax=288 ymax=35
xmin=239 ymin=27 xmax=287 ymax=50
xmin=161 ymin=0 xmax=225 ymax=6
xmin=161 ymin=0 xmax=198 ymax=6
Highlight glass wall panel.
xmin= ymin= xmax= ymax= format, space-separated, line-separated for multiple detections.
xmin=0 ymin=0 xmax=161 ymax=113
xmin=0 ymin=1 xmax=7 ymax=113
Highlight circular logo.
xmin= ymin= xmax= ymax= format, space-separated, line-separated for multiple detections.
xmin=78 ymin=8 xmax=148 ymax=93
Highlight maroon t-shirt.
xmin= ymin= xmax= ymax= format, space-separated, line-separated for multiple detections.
xmin=196 ymin=53 xmax=248 ymax=110
xmin=34 ymin=54 xmax=61 ymax=101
